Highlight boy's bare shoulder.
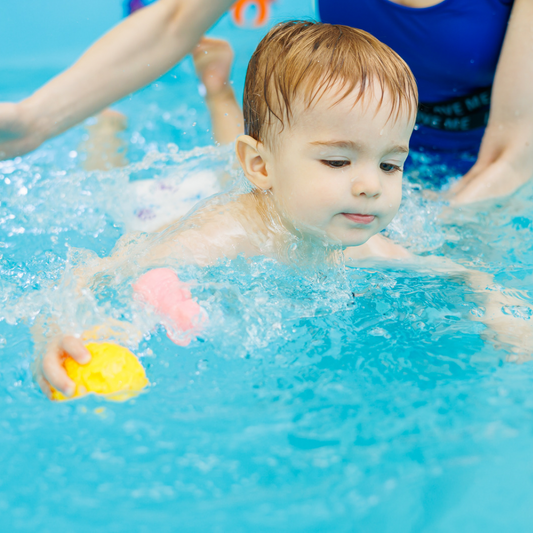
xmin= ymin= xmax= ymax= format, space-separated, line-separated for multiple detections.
xmin=343 ymin=233 xmax=412 ymax=265
xmin=158 ymin=192 xmax=269 ymax=265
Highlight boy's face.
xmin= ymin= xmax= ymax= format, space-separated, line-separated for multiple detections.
xmin=263 ymin=86 xmax=414 ymax=247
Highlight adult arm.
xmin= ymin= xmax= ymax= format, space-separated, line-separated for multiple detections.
xmin=0 ymin=0 xmax=235 ymax=160
xmin=450 ymin=0 xmax=533 ymax=204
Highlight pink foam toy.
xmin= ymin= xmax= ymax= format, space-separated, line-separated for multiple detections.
xmin=132 ymin=268 xmax=207 ymax=346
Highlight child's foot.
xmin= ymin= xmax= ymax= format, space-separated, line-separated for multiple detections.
xmin=81 ymin=109 xmax=128 ymax=171
xmin=193 ymin=37 xmax=244 ymax=145
xmin=193 ymin=37 xmax=235 ymax=101
xmin=91 ymin=109 xmax=128 ymax=134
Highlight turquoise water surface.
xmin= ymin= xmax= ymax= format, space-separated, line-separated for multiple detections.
xmin=2 ymin=1 xmax=533 ymax=532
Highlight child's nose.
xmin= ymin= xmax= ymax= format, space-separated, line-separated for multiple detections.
xmin=350 ymin=170 xmax=382 ymax=198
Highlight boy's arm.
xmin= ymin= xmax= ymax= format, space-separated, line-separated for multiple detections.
xmin=33 ymin=200 xmax=253 ymax=397
xmin=347 ymin=239 xmax=533 ymax=360
xmin=0 ymin=0 xmax=235 ymax=160
xmin=414 ymin=256 xmax=533 ymax=360
xmin=32 ymin=229 xmax=158 ymax=398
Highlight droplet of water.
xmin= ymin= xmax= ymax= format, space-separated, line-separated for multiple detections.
xmin=369 ymin=327 xmax=390 ymax=339
xmin=507 ymin=306 xmax=532 ymax=320
xmin=470 ymin=307 xmax=485 ymax=318
xmin=196 ymin=359 xmax=209 ymax=372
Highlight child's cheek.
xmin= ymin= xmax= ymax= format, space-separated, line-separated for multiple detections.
xmin=386 ymin=190 xmax=403 ymax=224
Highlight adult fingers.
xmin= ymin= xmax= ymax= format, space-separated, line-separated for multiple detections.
xmin=447 ymin=164 xmax=483 ymax=196
xmin=451 ymin=163 xmax=516 ymax=205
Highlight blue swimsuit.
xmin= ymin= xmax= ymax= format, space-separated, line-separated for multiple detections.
xmin=318 ymin=0 xmax=514 ymax=153
xmin=125 ymin=0 xmax=155 ymax=15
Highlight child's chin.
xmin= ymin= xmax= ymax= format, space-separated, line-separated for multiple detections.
xmin=307 ymin=227 xmax=372 ymax=248
xmin=324 ymin=223 xmax=378 ymax=248
xmin=342 ymin=239 xmax=370 ymax=249
xmin=332 ymin=230 xmax=372 ymax=248
xmin=328 ymin=235 xmax=370 ymax=249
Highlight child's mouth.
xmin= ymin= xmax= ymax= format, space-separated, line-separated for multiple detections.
xmin=342 ymin=213 xmax=375 ymax=225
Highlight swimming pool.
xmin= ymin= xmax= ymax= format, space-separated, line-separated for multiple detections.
xmin=2 ymin=1 xmax=533 ymax=531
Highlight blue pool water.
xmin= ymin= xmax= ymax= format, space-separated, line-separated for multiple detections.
xmin=3 ymin=2 xmax=533 ymax=531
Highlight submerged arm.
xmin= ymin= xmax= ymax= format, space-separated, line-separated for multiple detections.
xmin=347 ymin=238 xmax=533 ymax=359
xmin=398 ymin=255 xmax=533 ymax=360
xmin=0 ymin=0 xmax=234 ymax=160
xmin=33 ymin=198 xmax=254 ymax=397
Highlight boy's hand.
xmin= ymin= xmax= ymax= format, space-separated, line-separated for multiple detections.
xmin=480 ymin=295 xmax=533 ymax=363
xmin=33 ymin=336 xmax=91 ymax=398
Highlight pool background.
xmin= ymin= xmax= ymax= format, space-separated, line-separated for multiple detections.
xmin=2 ymin=1 xmax=533 ymax=532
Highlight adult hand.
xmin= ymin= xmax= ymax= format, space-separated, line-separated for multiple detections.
xmin=449 ymin=124 xmax=533 ymax=205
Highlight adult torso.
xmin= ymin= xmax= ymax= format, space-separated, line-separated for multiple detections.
xmin=389 ymin=0 xmax=447 ymax=6
xmin=318 ymin=0 xmax=513 ymax=102
xmin=318 ymin=0 xmax=514 ymax=151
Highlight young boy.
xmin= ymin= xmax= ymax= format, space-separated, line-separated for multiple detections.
xmin=34 ymin=21 xmax=530 ymax=398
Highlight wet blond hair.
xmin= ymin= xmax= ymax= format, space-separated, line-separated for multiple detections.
xmin=243 ymin=21 xmax=418 ymax=146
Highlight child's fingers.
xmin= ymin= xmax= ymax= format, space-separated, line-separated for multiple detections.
xmin=40 ymin=337 xmax=90 ymax=397
xmin=61 ymin=336 xmax=91 ymax=364
xmin=36 ymin=375 xmax=52 ymax=399
xmin=41 ymin=344 xmax=75 ymax=397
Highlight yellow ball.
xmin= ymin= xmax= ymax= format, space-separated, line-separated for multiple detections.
xmin=51 ymin=342 xmax=149 ymax=402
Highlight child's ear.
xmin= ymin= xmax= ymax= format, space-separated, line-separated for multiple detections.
xmin=235 ymin=135 xmax=272 ymax=190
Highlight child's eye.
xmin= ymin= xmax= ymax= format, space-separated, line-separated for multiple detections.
xmin=380 ymin=162 xmax=402 ymax=173
xmin=321 ymin=160 xmax=350 ymax=169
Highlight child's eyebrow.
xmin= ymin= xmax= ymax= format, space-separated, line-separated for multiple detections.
xmin=386 ymin=144 xmax=409 ymax=155
xmin=309 ymin=140 xmax=409 ymax=154
xmin=309 ymin=140 xmax=358 ymax=150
